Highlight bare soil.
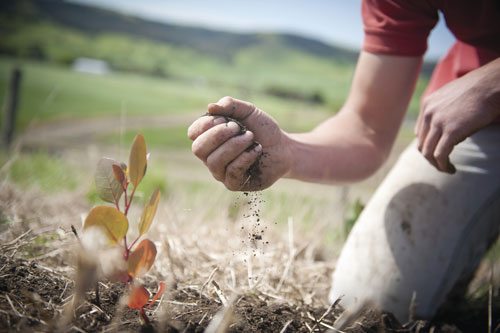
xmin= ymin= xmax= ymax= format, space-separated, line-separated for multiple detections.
xmin=0 ymin=253 xmax=466 ymax=333
xmin=1 ymin=188 xmax=498 ymax=333
xmin=2 ymin=246 xmax=497 ymax=333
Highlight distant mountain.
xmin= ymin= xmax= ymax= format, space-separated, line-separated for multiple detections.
xmin=1 ymin=0 xmax=359 ymax=62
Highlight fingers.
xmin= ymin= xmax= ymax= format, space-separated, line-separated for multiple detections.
xmin=224 ymin=144 xmax=262 ymax=191
xmin=419 ymin=125 xmax=441 ymax=169
xmin=434 ymin=135 xmax=456 ymax=174
xmin=192 ymin=121 xmax=241 ymax=161
xmin=208 ymin=96 xmax=257 ymax=120
xmin=206 ymin=131 xmax=255 ymax=181
xmin=416 ymin=113 xmax=456 ymax=174
xmin=414 ymin=107 xmax=423 ymax=136
xmin=188 ymin=115 xmax=227 ymax=141
xmin=417 ymin=111 xmax=431 ymax=152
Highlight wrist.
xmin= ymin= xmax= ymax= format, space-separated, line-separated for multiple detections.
xmin=281 ymin=132 xmax=313 ymax=180
xmin=478 ymin=57 xmax=500 ymax=112
xmin=280 ymin=131 xmax=295 ymax=179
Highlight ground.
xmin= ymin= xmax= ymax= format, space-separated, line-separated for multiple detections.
xmin=1 ymin=116 xmax=500 ymax=332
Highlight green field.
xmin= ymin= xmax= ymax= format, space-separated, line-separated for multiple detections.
xmin=0 ymin=55 xmax=427 ymax=133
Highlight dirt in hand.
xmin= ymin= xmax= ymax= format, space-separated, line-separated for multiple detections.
xmin=210 ymin=114 xmax=267 ymax=189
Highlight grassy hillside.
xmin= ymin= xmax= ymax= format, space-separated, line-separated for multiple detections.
xmin=0 ymin=0 xmax=429 ymax=134
xmin=0 ymin=57 xmax=339 ymax=132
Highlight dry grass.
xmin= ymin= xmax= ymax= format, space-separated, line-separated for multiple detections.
xmin=0 ymin=177 xmax=344 ymax=331
xmin=3 ymin=175 xmax=495 ymax=332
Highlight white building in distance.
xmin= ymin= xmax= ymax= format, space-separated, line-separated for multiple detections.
xmin=72 ymin=58 xmax=110 ymax=75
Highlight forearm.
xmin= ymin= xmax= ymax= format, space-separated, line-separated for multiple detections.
xmin=479 ymin=57 xmax=500 ymax=110
xmin=284 ymin=109 xmax=390 ymax=184
xmin=283 ymin=52 xmax=421 ymax=184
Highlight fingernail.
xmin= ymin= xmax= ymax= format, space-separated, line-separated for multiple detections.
xmin=447 ymin=163 xmax=456 ymax=174
xmin=227 ymin=121 xmax=239 ymax=130
xmin=213 ymin=117 xmax=227 ymax=126
xmin=245 ymin=142 xmax=260 ymax=153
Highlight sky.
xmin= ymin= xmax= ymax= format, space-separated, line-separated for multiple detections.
xmin=70 ymin=0 xmax=456 ymax=61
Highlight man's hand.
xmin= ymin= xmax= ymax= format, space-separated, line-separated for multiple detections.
xmin=187 ymin=96 xmax=292 ymax=191
xmin=415 ymin=58 xmax=500 ymax=173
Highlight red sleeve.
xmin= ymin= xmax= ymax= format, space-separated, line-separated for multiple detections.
xmin=362 ymin=0 xmax=439 ymax=56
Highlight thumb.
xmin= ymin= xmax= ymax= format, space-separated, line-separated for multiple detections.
xmin=208 ymin=96 xmax=257 ymax=120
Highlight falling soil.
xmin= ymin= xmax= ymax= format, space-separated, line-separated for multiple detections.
xmin=241 ymin=191 xmax=267 ymax=246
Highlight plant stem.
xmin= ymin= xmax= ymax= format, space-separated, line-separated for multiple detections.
xmin=94 ymin=282 xmax=101 ymax=306
xmin=129 ymin=235 xmax=140 ymax=252
xmin=139 ymin=308 xmax=150 ymax=325
xmin=124 ymin=236 xmax=129 ymax=259
xmin=125 ymin=185 xmax=136 ymax=216
xmin=123 ymin=184 xmax=129 ymax=212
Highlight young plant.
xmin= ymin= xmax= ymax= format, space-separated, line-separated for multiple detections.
xmin=83 ymin=133 xmax=164 ymax=324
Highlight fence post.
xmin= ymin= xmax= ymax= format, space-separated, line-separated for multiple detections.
xmin=2 ymin=68 xmax=22 ymax=148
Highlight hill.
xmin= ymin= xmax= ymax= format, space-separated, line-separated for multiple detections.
xmin=0 ymin=0 xmax=359 ymax=63
xmin=0 ymin=0 xmax=431 ymax=119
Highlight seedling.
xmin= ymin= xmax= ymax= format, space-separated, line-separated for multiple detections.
xmin=83 ymin=133 xmax=164 ymax=324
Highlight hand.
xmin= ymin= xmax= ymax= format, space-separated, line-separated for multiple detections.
xmin=187 ymin=96 xmax=292 ymax=191
xmin=415 ymin=59 xmax=500 ymax=173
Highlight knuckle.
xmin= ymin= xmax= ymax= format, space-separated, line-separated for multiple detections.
xmin=422 ymin=149 xmax=434 ymax=161
xmin=423 ymin=110 xmax=433 ymax=123
xmin=445 ymin=127 xmax=459 ymax=139
xmin=247 ymin=102 xmax=256 ymax=111
xmin=433 ymin=150 xmax=445 ymax=161
xmin=187 ymin=121 xmax=202 ymax=140
xmin=225 ymin=180 xmax=239 ymax=192
xmin=219 ymin=96 xmax=234 ymax=107
xmin=191 ymin=141 xmax=203 ymax=158
xmin=187 ymin=125 xmax=195 ymax=140
xmin=211 ymin=171 xmax=224 ymax=182
xmin=225 ymin=165 xmax=240 ymax=180
xmin=206 ymin=155 xmax=218 ymax=171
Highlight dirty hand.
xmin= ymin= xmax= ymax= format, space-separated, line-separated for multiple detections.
xmin=415 ymin=58 xmax=500 ymax=173
xmin=187 ymin=96 xmax=292 ymax=191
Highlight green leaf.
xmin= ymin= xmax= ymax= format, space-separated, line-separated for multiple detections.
xmin=138 ymin=189 xmax=161 ymax=236
xmin=128 ymin=239 xmax=157 ymax=277
xmin=95 ymin=157 xmax=124 ymax=204
xmin=129 ymin=134 xmax=147 ymax=189
xmin=83 ymin=206 xmax=128 ymax=245
xmin=127 ymin=285 xmax=150 ymax=309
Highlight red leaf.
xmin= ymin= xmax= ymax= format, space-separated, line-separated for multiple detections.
xmin=128 ymin=239 xmax=157 ymax=277
xmin=128 ymin=286 xmax=150 ymax=309
xmin=112 ymin=164 xmax=125 ymax=186
xmin=147 ymin=282 xmax=166 ymax=308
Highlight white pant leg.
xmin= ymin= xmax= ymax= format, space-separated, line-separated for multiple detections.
xmin=330 ymin=124 xmax=500 ymax=322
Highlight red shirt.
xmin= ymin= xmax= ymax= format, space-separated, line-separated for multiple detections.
xmin=361 ymin=0 xmax=500 ymax=97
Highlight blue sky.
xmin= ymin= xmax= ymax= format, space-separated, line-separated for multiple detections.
xmin=70 ymin=0 xmax=456 ymax=60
